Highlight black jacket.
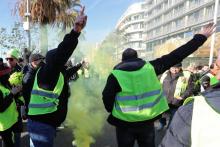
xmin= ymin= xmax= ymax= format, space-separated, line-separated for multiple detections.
xmin=28 ymin=29 xmax=80 ymax=128
xmin=159 ymin=83 xmax=220 ymax=147
xmin=0 ymin=65 xmax=14 ymax=112
xmin=102 ymin=34 xmax=207 ymax=128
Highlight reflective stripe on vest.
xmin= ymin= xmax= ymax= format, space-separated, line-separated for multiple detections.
xmin=112 ymin=63 xmax=169 ymax=122
xmin=115 ymin=92 xmax=165 ymax=112
xmin=0 ymin=84 xmax=18 ymax=131
xmin=29 ymin=102 xmax=57 ymax=108
xmin=31 ymin=90 xmax=59 ymax=99
xmin=28 ymin=69 xmax=64 ymax=115
xmin=116 ymin=89 xmax=160 ymax=101
xmin=191 ymin=95 xmax=220 ymax=147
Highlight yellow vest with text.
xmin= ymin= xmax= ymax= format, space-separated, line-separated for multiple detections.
xmin=112 ymin=63 xmax=169 ymax=122
xmin=28 ymin=70 xmax=64 ymax=115
xmin=0 ymin=84 xmax=18 ymax=131
xmin=191 ymin=95 xmax=220 ymax=147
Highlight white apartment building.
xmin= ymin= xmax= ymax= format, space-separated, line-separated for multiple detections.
xmin=115 ymin=2 xmax=146 ymax=59
xmin=116 ymin=0 xmax=220 ymax=60
xmin=144 ymin=0 xmax=220 ymax=60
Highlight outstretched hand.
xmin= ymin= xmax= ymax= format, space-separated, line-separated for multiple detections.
xmin=199 ymin=23 xmax=216 ymax=38
xmin=74 ymin=6 xmax=87 ymax=33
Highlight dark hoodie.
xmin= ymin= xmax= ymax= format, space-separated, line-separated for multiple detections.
xmin=27 ymin=30 xmax=80 ymax=128
xmin=102 ymin=34 xmax=207 ymax=128
xmin=0 ymin=66 xmax=14 ymax=112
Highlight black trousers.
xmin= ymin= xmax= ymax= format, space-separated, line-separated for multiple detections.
xmin=116 ymin=124 xmax=155 ymax=147
xmin=0 ymin=127 xmax=14 ymax=147
xmin=0 ymin=120 xmax=22 ymax=147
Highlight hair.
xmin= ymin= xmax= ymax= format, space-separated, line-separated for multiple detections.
xmin=122 ymin=48 xmax=138 ymax=61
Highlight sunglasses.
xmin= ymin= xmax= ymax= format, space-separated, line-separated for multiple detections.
xmin=6 ymin=58 xmax=15 ymax=61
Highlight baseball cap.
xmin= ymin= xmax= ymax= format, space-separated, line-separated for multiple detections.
xmin=29 ymin=53 xmax=45 ymax=63
xmin=6 ymin=48 xmax=20 ymax=60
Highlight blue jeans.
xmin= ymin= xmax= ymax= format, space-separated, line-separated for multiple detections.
xmin=27 ymin=119 xmax=56 ymax=147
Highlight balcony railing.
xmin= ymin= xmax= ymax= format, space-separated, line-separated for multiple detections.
xmin=125 ymin=28 xmax=144 ymax=34
xmin=145 ymin=0 xmax=185 ymax=23
xmin=119 ymin=18 xmax=145 ymax=30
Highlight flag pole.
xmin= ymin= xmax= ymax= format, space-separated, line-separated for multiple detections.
xmin=209 ymin=0 xmax=219 ymax=66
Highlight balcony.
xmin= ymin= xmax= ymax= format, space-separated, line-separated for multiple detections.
xmin=119 ymin=18 xmax=145 ymax=30
xmin=146 ymin=24 xmax=186 ymax=41
xmin=125 ymin=28 xmax=144 ymax=34
xmin=129 ymin=37 xmax=144 ymax=42
xmin=145 ymin=0 xmax=185 ymax=23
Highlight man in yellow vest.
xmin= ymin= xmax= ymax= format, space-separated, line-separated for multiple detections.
xmin=26 ymin=7 xmax=87 ymax=147
xmin=158 ymin=63 xmax=194 ymax=130
xmin=0 ymin=65 xmax=22 ymax=147
xmin=102 ymin=23 xmax=215 ymax=147
xmin=5 ymin=48 xmax=24 ymax=147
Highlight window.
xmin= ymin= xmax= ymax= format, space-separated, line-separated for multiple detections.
xmin=138 ymin=42 xmax=142 ymax=48
xmin=139 ymin=33 xmax=142 ymax=38
xmin=174 ymin=4 xmax=184 ymax=15
xmin=164 ymin=0 xmax=168 ymax=9
xmin=189 ymin=10 xmax=202 ymax=22
xmin=174 ymin=17 xmax=184 ymax=28
xmin=206 ymin=5 xmax=214 ymax=18
xmin=133 ymin=24 xmax=139 ymax=29
xmin=164 ymin=10 xmax=173 ymax=20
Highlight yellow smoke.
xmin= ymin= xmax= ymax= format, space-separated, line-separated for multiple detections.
xmin=66 ymin=46 xmax=116 ymax=147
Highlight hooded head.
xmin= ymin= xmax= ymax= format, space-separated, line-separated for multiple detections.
xmin=122 ymin=48 xmax=138 ymax=61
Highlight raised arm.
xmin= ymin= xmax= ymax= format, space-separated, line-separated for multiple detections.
xmin=150 ymin=23 xmax=215 ymax=75
xmin=45 ymin=6 xmax=87 ymax=72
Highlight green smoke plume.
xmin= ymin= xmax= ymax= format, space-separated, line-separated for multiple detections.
xmin=66 ymin=46 xmax=116 ymax=147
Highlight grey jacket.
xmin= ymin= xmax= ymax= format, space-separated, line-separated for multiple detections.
xmin=159 ymin=84 xmax=220 ymax=147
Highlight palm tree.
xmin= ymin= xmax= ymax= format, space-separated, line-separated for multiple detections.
xmin=15 ymin=0 xmax=80 ymax=55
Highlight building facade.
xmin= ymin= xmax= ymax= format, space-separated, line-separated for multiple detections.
xmin=144 ymin=0 xmax=220 ymax=60
xmin=116 ymin=0 xmax=220 ymax=60
xmin=115 ymin=2 xmax=146 ymax=59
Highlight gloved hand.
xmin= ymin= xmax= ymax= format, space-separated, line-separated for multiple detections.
xmin=11 ymin=85 xmax=22 ymax=95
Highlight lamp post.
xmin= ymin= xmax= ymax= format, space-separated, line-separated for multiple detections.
xmin=23 ymin=0 xmax=31 ymax=50
xmin=209 ymin=0 xmax=219 ymax=66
